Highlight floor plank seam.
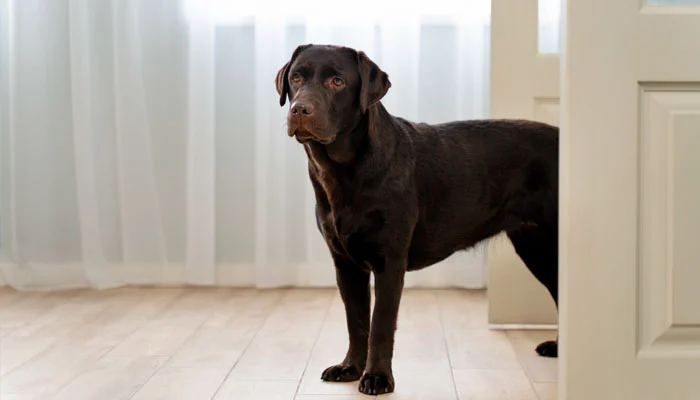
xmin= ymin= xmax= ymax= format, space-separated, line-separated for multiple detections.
xmin=122 ymin=289 xmax=206 ymax=400
xmin=0 ymin=293 xmax=84 ymax=378
xmin=506 ymin=332 xmax=546 ymax=400
xmin=208 ymin=288 xmax=289 ymax=400
xmin=109 ymin=288 xmax=189 ymax=361
xmin=48 ymin=291 xmax=181 ymax=400
xmin=435 ymin=290 xmax=461 ymax=400
xmin=3 ymin=292 xmax=124 ymax=397
xmin=293 ymin=290 xmax=337 ymax=399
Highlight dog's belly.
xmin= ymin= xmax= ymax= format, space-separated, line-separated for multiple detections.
xmin=406 ymin=234 xmax=483 ymax=271
xmin=406 ymin=215 xmax=512 ymax=271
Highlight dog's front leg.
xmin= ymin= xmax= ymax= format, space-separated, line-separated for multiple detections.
xmin=359 ymin=258 xmax=406 ymax=395
xmin=321 ymin=255 xmax=371 ymax=382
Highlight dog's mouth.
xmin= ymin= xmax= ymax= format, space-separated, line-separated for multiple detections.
xmin=287 ymin=113 xmax=335 ymax=145
xmin=292 ymin=129 xmax=335 ymax=145
xmin=293 ymin=130 xmax=314 ymax=143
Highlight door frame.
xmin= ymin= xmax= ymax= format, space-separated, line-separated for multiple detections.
xmin=488 ymin=0 xmax=560 ymax=329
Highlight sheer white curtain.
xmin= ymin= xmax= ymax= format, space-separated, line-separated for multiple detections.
xmin=0 ymin=0 xmax=491 ymax=290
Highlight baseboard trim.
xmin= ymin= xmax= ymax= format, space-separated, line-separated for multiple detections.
xmin=489 ymin=324 xmax=558 ymax=330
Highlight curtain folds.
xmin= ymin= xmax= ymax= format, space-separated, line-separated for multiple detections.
xmin=0 ymin=0 xmax=491 ymax=290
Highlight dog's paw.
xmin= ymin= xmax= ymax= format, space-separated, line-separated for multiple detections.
xmin=536 ymin=340 xmax=558 ymax=358
xmin=321 ymin=363 xmax=363 ymax=382
xmin=358 ymin=371 xmax=394 ymax=395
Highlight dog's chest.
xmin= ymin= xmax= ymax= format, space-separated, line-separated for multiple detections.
xmin=315 ymin=180 xmax=362 ymax=240
xmin=305 ymin=144 xmax=386 ymax=267
xmin=320 ymin=210 xmax=386 ymax=272
xmin=314 ymin=183 xmax=385 ymax=265
xmin=308 ymin=161 xmax=358 ymax=237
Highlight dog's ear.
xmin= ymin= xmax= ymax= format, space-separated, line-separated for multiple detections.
xmin=274 ymin=61 xmax=291 ymax=107
xmin=357 ymin=51 xmax=391 ymax=113
xmin=275 ymin=44 xmax=312 ymax=107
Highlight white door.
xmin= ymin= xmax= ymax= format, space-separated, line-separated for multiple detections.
xmin=488 ymin=0 xmax=560 ymax=327
xmin=561 ymin=0 xmax=700 ymax=398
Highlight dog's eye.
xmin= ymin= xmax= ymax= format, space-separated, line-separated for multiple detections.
xmin=332 ymin=77 xmax=344 ymax=87
xmin=290 ymin=73 xmax=302 ymax=83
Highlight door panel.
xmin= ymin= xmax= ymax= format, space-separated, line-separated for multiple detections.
xmin=562 ymin=0 xmax=700 ymax=398
xmin=638 ymin=85 xmax=700 ymax=358
xmin=488 ymin=0 xmax=559 ymax=327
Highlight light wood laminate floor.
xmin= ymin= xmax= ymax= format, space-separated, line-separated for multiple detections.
xmin=0 ymin=288 xmax=557 ymax=399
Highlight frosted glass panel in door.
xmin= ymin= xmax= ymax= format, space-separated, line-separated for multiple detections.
xmin=538 ymin=0 xmax=561 ymax=54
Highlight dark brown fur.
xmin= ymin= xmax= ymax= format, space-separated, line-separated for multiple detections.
xmin=276 ymin=44 xmax=559 ymax=396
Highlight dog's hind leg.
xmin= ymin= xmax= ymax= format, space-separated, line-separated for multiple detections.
xmin=507 ymin=225 xmax=559 ymax=358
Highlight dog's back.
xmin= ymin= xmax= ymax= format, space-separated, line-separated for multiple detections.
xmin=401 ymin=118 xmax=559 ymax=270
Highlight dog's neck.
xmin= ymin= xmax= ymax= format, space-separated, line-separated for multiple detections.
xmin=304 ymin=103 xmax=399 ymax=212
xmin=306 ymin=103 xmax=397 ymax=168
xmin=323 ymin=117 xmax=368 ymax=165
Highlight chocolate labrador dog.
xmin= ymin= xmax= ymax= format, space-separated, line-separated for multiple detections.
xmin=275 ymin=44 xmax=558 ymax=395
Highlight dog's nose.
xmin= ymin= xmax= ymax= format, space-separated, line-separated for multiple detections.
xmin=291 ymin=101 xmax=314 ymax=116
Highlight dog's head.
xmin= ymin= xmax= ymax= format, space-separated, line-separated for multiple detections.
xmin=275 ymin=44 xmax=391 ymax=144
